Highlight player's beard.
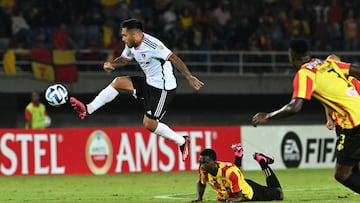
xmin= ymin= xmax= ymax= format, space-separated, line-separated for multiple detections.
xmin=127 ymin=38 xmax=137 ymax=48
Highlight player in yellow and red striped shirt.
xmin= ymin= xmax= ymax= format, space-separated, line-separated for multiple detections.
xmin=252 ymin=39 xmax=360 ymax=194
xmin=190 ymin=148 xmax=283 ymax=202
xmin=322 ymin=54 xmax=360 ymax=174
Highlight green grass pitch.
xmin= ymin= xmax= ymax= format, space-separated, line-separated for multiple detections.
xmin=0 ymin=168 xmax=359 ymax=203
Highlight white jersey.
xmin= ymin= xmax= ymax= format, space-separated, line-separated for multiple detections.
xmin=121 ymin=33 xmax=177 ymax=90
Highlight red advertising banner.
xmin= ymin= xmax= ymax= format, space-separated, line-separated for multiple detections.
xmin=0 ymin=126 xmax=241 ymax=176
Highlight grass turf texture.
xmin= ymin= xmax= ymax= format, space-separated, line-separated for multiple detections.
xmin=0 ymin=168 xmax=359 ymax=203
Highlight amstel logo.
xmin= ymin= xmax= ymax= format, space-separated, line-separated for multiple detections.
xmin=85 ymin=130 xmax=113 ymax=174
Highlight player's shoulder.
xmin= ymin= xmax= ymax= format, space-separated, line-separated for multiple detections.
xmin=25 ymin=102 xmax=32 ymax=109
xmin=143 ymin=33 xmax=165 ymax=49
xmin=144 ymin=33 xmax=162 ymax=44
xmin=218 ymin=162 xmax=238 ymax=173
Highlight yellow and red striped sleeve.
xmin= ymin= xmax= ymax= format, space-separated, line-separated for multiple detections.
xmin=198 ymin=167 xmax=207 ymax=184
xmin=292 ymin=68 xmax=315 ymax=100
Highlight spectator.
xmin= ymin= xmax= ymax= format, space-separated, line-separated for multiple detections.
xmin=102 ymin=17 xmax=115 ymax=48
xmin=179 ymin=7 xmax=193 ymax=30
xmin=25 ymin=91 xmax=50 ymax=129
xmin=52 ymin=23 xmax=73 ymax=49
xmin=312 ymin=0 xmax=330 ymax=50
xmin=328 ymin=0 xmax=343 ymax=50
xmin=162 ymin=4 xmax=177 ymax=32
xmin=343 ymin=9 xmax=357 ymax=52
xmin=11 ymin=9 xmax=31 ymax=47
xmin=213 ymin=1 xmax=231 ymax=27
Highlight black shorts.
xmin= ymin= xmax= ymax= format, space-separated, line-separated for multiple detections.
xmin=335 ymin=125 xmax=342 ymax=137
xmin=336 ymin=125 xmax=360 ymax=165
xmin=131 ymin=76 xmax=176 ymax=120
xmin=245 ymin=179 xmax=282 ymax=201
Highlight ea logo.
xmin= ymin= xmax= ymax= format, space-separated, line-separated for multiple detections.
xmin=281 ymin=131 xmax=302 ymax=168
xmin=85 ymin=130 xmax=113 ymax=174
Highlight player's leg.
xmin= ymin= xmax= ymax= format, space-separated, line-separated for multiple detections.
xmin=231 ymin=143 xmax=243 ymax=168
xmin=141 ymin=83 xmax=189 ymax=161
xmin=352 ymin=162 xmax=360 ymax=174
xmin=334 ymin=128 xmax=360 ymax=194
xmin=245 ymin=179 xmax=283 ymax=201
xmin=252 ymin=152 xmax=283 ymax=200
xmin=334 ymin=163 xmax=360 ymax=193
xmin=70 ymin=76 xmax=133 ymax=119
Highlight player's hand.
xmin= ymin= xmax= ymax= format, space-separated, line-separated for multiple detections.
xmin=187 ymin=76 xmax=204 ymax=91
xmin=103 ymin=62 xmax=115 ymax=72
xmin=189 ymin=199 xmax=202 ymax=203
xmin=252 ymin=112 xmax=269 ymax=127
xmin=326 ymin=119 xmax=335 ymax=130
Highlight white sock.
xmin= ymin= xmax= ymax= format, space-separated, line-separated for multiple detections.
xmin=154 ymin=122 xmax=185 ymax=146
xmin=86 ymin=85 xmax=119 ymax=114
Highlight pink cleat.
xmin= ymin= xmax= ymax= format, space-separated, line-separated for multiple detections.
xmin=253 ymin=152 xmax=274 ymax=164
xmin=231 ymin=143 xmax=244 ymax=158
xmin=70 ymin=97 xmax=88 ymax=119
xmin=179 ymin=136 xmax=190 ymax=161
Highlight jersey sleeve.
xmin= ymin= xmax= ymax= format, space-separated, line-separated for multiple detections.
xmin=292 ymin=69 xmax=315 ymax=100
xmin=227 ymin=170 xmax=241 ymax=193
xmin=198 ymin=168 xmax=207 ymax=184
xmin=120 ymin=45 xmax=134 ymax=61
xmin=151 ymin=43 xmax=173 ymax=61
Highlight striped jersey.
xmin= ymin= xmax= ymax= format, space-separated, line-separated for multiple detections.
xmin=332 ymin=76 xmax=360 ymax=128
xmin=292 ymin=58 xmax=360 ymax=129
xmin=121 ymin=33 xmax=176 ymax=90
xmin=199 ymin=162 xmax=254 ymax=200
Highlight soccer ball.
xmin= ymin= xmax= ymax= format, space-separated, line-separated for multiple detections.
xmin=45 ymin=84 xmax=69 ymax=106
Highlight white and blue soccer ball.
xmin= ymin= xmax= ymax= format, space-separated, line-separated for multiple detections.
xmin=45 ymin=84 xmax=69 ymax=106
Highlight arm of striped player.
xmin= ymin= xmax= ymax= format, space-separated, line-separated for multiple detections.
xmin=252 ymin=98 xmax=304 ymax=127
xmin=189 ymin=181 xmax=205 ymax=203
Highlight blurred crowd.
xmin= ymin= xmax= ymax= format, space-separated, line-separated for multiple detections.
xmin=0 ymin=0 xmax=359 ymax=52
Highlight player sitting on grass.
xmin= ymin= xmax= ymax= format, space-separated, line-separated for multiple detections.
xmin=190 ymin=146 xmax=283 ymax=202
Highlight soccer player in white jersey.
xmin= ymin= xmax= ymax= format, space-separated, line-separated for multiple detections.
xmin=70 ymin=18 xmax=204 ymax=161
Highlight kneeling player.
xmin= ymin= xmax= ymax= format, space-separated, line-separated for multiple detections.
xmin=190 ymin=145 xmax=283 ymax=202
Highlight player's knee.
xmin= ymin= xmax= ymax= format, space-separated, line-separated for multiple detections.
xmin=111 ymin=76 xmax=128 ymax=89
xmin=334 ymin=171 xmax=350 ymax=183
xmin=112 ymin=76 xmax=122 ymax=85
xmin=143 ymin=118 xmax=157 ymax=132
xmin=276 ymin=188 xmax=284 ymax=200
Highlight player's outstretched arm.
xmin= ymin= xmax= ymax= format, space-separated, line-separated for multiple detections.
xmin=169 ymin=54 xmax=204 ymax=91
xmin=103 ymin=56 xmax=129 ymax=72
xmin=189 ymin=181 xmax=206 ymax=203
xmin=252 ymin=98 xmax=304 ymax=127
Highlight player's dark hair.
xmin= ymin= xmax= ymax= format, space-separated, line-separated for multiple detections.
xmin=121 ymin=18 xmax=143 ymax=31
xmin=290 ymin=39 xmax=309 ymax=56
xmin=200 ymin=148 xmax=217 ymax=161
